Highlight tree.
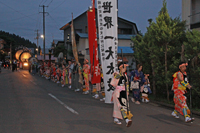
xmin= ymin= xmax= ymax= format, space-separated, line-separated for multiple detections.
xmin=132 ymin=0 xmax=186 ymax=100
xmin=184 ymin=30 xmax=200 ymax=109
xmin=53 ymin=45 xmax=67 ymax=57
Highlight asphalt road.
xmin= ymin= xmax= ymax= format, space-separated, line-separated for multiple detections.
xmin=0 ymin=68 xmax=200 ymax=133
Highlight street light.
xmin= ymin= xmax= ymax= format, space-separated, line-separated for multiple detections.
xmin=41 ymin=35 xmax=44 ymax=38
xmin=35 ymin=48 xmax=38 ymax=57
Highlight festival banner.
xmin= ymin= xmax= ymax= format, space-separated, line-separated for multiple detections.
xmin=71 ymin=14 xmax=79 ymax=63
xmin=71 ymin=14 xmax=83 ymax=84
xmin=87 ymin=0 xmax=101 ymax=84
xmin=97 ymin=0 xmax=118 ymax=103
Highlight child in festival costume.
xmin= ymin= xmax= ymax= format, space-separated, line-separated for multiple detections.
xmin=141 ymin=74 xmax=151 ymax=103
xmin=75 ymin=63 xmax=83 ymax=92
xmin=56 ymin=66 xmax=61 ymax=84
xmin=54 ymin=65 xmax=59 ymax=82
xmin=82 ymin=59 xmax=90 ymax=94
xmin=52 ymin=64 xmax=57 ymax=82
xmin=62 ymin=64 xmax=66 ymax=87
xmin=46 ymin=67 xmax=50 ymax=79
xmin=171 ymin=62 xmax=194 ymax=123
xmin=40 ymin=62 xmax=44 ymax=77
xmin=65 ymin=65 xmax=68 ymax=85
xmin=93 ymin=64 xmax=101 ymax=99
xmin=111 ymin=62 xmax=133 ymax=127
xmin=67 ymin=60 xmax=72 ymax=88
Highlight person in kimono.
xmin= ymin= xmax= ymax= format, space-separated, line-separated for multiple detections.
xmin=171 ymin=62 xmax=194 ymax=122
xmin=82 ymin=59 xmax=90 ymax=94
xmin=111 ymin=62 xmax=132 ymax=127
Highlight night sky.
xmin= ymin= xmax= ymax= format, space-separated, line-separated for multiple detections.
xmin=0 ymin=0 xmax=182 ymax=47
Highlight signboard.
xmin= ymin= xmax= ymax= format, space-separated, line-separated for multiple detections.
xmin=97 ymin=0 xmax=118 ymax=103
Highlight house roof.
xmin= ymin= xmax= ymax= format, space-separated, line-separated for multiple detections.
xmin=53 ymin=39 xmax=64 ymax=45
xmin=118 ymin=46 xmax=134 ymax=54
xmin=76 ymin=32 xmax=136 ymax=40
xmin=60 ymin=9 xmax=138 ymax=33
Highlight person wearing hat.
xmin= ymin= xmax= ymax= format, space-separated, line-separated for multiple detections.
xmin=171 ymin=62 xmax=194 ymax=122
xmin=82 ymin=59 xmax=90 ymax=94
xmin=111 ymin=61 xmax=132 ymax=127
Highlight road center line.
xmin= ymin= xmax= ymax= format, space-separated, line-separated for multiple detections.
xmin=48 ymin=93 xmax=79 ymax=115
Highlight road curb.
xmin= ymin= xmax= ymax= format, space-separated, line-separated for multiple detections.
xmin=150 ymin=100 xmax=200 ymax=116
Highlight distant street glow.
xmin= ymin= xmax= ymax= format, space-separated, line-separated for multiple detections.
xmin=24 ymin=63 xmax=28 ymax=66
xmin=41 ymin=35 xmax=44 ymax=38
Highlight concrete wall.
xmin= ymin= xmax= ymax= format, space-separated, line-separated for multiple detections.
xmin=182 ymin=0 xmax=191 ymax=30
xmin=182 ymin=0 xmax=200 ymax=31
xmin=77 ymin=38 xmax=89 ymax=55
xmin=191 ymin=0 xmax=200 ymax=24
xmin=118 ymin=40 xmax=132 ymax=47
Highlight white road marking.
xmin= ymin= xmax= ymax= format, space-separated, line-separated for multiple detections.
xmin=30 ymin=80 xmax=37 ymax=85
xmin=48 ymin=93 xmax=79 ymax=115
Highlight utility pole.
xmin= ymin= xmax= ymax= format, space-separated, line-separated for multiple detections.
xmin=39 ymin=5 xmax=48 ymax=60
xmin=10 ymin=42 xmax=12 ymax=70
xmin=34 ymin=30 xmax=39 ymax=56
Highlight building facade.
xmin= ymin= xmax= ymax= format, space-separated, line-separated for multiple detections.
xmin=60 ymin=9 xmax=138 ymax=70
xmin=182 ymin=0 xmax=200 ymax=30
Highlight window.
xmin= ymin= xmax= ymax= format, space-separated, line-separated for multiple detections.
xmin=118 ymin=28 xmax=132 ymax=34
xmin=75 ymin=29 xmax=82 ymax=33
xmin=85 ymin=26 xmax=88 ymax=33
xmin=85 ymin=48 xmax=89 ymax=55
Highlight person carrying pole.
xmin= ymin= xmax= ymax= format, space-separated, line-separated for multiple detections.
xmin=110 ymin=50 xmax=133 ymax=127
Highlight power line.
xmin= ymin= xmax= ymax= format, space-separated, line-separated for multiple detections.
xmin=0 ymin=13 xmax=39 ymax=24
xmin=47 ymin=0 xmax=53 ymax=7
xmin=49 ymin=0 xmax=67 ymax=12
xmin=39 ymin=0 xmax=44 ymax=5
xmin=0 ymin=1 xmax=37 ymax=21
xmin=0 ymin=8 xmax=36 ymax=13
xmin=43 ymin=0 xmax=48 ymax=5
xmin=48 ymin=14 xmax=63 ymax=36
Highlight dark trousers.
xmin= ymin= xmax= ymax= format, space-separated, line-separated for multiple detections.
xmin=132 ymin=89 xmax=141 ymax=101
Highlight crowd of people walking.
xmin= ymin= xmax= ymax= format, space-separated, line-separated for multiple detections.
xmin=29 ymin=59 xmax=152 ymax=104
xmin=27 ymin=58 xmax=194 ymax=125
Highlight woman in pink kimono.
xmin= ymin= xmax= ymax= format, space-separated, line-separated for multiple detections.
xmin=83 ymin=59 xmax=90 ymax=94
xmin=111 ymin=62 xmax=132 ymax=127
